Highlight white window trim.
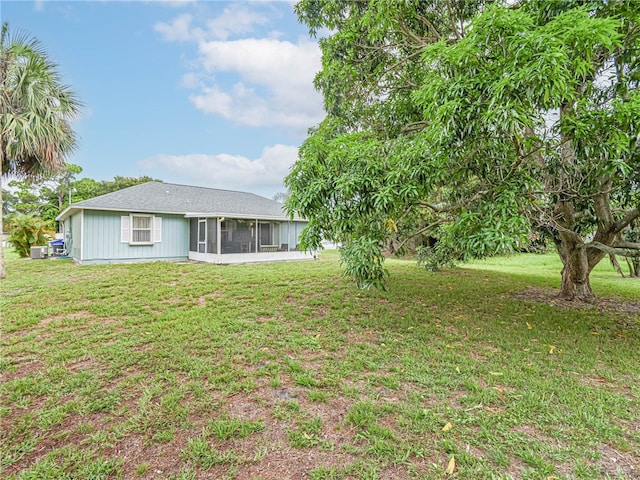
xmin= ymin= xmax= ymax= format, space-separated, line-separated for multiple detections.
xmin=153 ymin=216 xmax=162 ymax=243
xmin=121 ymin=215 xmax=130 ymax=243
xmin=130 ymin=214 xmax=154 ymax=245
xmin=121 ymin=214 xmax=161 ymax=245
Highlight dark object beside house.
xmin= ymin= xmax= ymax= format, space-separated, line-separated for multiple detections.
xmin=49 ymin=239 xmax=65 ymax=256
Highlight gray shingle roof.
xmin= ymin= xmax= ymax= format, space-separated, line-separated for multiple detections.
xmin=57 ymin=182 xmax=302 ymax=221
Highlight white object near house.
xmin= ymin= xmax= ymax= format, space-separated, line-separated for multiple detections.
xmin=30 ymin=246 xmax=48 ymax=259
xmin=56 ymin=182 xmax=312 ymax=265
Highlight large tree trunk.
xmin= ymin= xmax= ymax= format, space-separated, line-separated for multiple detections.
xmin=631 ymin=259 xmax=640 ymax=278
xmin=555 ymin=235 xmax=595 ymax=301
xmin=553 ymin=101 xmax=594 ymax=301
xmin=560 ymin=267 xmax=593 ymax=300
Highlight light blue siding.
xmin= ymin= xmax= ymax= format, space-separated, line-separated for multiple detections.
xmin=80 ymin=210 xmax=189 ymax=263
xmin=70 ymin=213 xmax=82 ymax=260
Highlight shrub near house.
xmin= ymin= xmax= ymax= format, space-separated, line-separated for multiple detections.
xmin=6 ymin=214 xmax=55 ymax=257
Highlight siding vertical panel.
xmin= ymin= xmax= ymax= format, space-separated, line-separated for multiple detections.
xmin=71 ymin=214 xmax=82 ymax=260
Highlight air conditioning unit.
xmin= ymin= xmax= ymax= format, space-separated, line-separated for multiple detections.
xmin=30 ymin=246 xmax=48 ymax=259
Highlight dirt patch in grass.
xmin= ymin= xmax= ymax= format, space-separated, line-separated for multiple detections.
xmin=114 ymin=431 xmax=196 ymax=480
xmin=3 ymin=410 xmax=117 ymax=476
xmin=0 ymin=356 xmax=50 ymax=386
xmin=513 ymin=286 xmax=640 ymax=315
xmin=468 ymin=350 xmax=487 ymax=361
xmin=196 ymin=291 xmax=225 ymax=306
xmin=38 ymin=310 xmax=93 ymax=327
xmin=65 ymin=356 xmax=109 ymax=374
xmin=511 ymin=424 xmax=559 ymax=446
xmin=576 ymin=372 xmax=627 ymax=393
xmin=597 ymin=443 xmax=639 ymax=479
xmin=502 ymin=456 xmax=533 ymax=480
xmin=236 ymin=448 xmax=357 ymax=480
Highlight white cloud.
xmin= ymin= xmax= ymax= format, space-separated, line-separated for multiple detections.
xmin=154 ymin=3 xmax=269 ymax=42
xmin=206 ymin=4 xmax=270 ymax=40
xmin=147 ymin=0 xmax=197 ymax=8
xmin=155 ymin=4 xmax=324 ymax=129
xmin=191 ymin=37 xmax=323 ymax=128
xmin=154 ymin=13 xmax=203 ymax=42
xmin=180 ymin=71 xmax=203 ymax=89
xmin=138 ymin=144 xmax=298 ymax=196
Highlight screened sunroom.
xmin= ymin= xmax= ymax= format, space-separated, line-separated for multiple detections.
xmin=187 ymin=216 xmax=311 ymax=264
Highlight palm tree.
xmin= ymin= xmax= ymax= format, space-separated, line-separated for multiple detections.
xmin=0 ymin=22 xmax=80 ymax=278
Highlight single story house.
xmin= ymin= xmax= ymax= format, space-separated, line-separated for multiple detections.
xmin=55 ymin=182 xmax=312 ymax=265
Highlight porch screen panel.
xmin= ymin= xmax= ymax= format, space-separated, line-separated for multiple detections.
xmin=289 ymin=223 xmax=297 ymax=250
xmin=235 ymin=220 xmax=251 ymax=253
xmin=221 ymin=220 xmax=232 ymax=253
xmin=207 ymin=219 xmax=217 ymax=253
xmin=189 ymin=218 xmax=198 ymax=252
xmin=259 ymin=223 xmax=271 ymax=246
xmin=198 ymin=219 xmax=206 ymax=253
xmin=280 ymin=223 xmax=290 ymax=251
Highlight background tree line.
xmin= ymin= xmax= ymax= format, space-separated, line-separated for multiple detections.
xmin=2 ymin=164 xmax=158 ymax=224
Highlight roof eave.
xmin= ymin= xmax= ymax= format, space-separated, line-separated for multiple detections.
xmin=57 ymin=205 xmax=306 ymax=222
xmin=183 ymin=212 xmax=303 ymax=221
xmin=56 ymin=206 xmax=79 ymax=221
xmin=57 ymin=205 xmax=190 ymax=220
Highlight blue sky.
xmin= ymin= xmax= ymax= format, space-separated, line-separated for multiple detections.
xmin=1 ymin=0 xmax=324 ymax=198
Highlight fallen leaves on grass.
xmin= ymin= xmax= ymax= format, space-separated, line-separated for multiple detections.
xmin=446 ymin=455 xmax=456 ymax=475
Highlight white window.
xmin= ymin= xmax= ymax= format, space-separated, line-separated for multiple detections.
xmin=131 ymin=215 xmax=152 ymax=244
xmin=121 ymin=215 xmax=162 ymax=244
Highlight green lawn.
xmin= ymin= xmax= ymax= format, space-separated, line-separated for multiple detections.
xmin=1 ymin=251 xmax=638 ymax=479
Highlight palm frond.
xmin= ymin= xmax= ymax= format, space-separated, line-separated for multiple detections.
xmin=0 ymin=21 xmax=80 ymax=180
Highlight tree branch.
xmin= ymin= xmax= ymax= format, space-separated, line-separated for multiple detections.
xmin=397 ymin=23 xmax=431 ymax=47
xmin=588 ymin=241 xmax=640 ymax=258
xmin=394 ymin=219 xmax=447 ymax=252
xmin=445 ymin=0 xmax=461 ymax=40
xmin=614 ymin=207 xmax=639 ymax=234
xmin=414 ymin=12 xmax=442 ymax=40
xmin=401 ymin=120 xmax=431 ymax=133
xmin=418 ymin=188 xmax=490 ymax=215
xmin=615 ymin=240 xmax=640 ymax=250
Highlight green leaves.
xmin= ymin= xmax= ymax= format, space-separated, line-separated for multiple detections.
xmin=1 ymin=22 xmax=81 ymax=178
xmin=340 ymin=237 xmax=389 ymax=290
xmin=289 ymin=1 xmax=640 ymax=291
xmin=6 ymin=213 xmax=55 ymax=258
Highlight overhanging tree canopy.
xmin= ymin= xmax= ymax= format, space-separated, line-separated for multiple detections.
xmin=286 ymin=0 xmax=640 ymax=300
